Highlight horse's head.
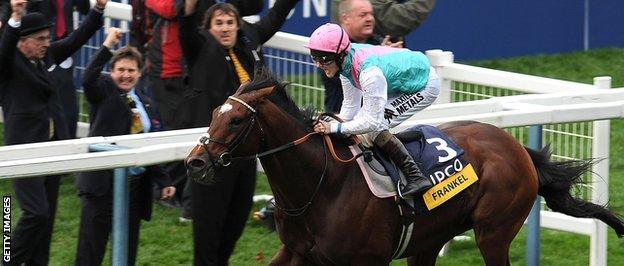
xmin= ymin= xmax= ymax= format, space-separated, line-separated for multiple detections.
xmin=185 ymin=70 xmax=278 ymax=185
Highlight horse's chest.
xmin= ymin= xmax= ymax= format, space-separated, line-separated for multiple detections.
xmin=279 ymin=221 xmax=371 ymax=264
xmin=283 ymin=237 xmax=347 ymax=264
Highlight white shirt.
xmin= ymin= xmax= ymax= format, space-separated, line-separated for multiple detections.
xmin=331 ymin=66 xmax=389 ymax=135
xmin=8 ymin=18 xmax=21 ymax=28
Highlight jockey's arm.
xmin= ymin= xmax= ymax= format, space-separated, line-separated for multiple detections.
xmin=331 ymin=67 xmax=388 ymax=135
xmin=338 ymin=76 xmax=361 ymax=121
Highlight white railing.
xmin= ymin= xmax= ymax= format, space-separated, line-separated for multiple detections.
xmin=0 ymin=3 xmax=621 ymax=265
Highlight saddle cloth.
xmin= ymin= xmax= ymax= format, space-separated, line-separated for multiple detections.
xmin=352 ymin=125 xmax=476 ymax=210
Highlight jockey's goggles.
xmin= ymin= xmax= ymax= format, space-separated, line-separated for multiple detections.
xmin=310 ymin=50 xmax=339 ymax=66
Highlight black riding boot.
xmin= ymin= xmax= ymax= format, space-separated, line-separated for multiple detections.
xmin=375 ymin=130 xmax=432 ymax=198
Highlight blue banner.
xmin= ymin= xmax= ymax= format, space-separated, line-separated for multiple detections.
xmin=262 ymin=0 xmax=624 ymax=60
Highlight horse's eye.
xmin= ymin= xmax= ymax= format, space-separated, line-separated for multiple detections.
xmin=230 ymin=117 xmax=243 ymax=126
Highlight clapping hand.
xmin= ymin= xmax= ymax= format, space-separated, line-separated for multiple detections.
xmin=382 ymin=35 xmax=404 ymax=48
xmin=103 ymin=27 xmax=123 ymax=48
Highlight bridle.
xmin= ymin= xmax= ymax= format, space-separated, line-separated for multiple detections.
xmin=197 ymin=96 xmax=260 ymax=167
xmin=194 ymin=95 xmax=366 ymax=216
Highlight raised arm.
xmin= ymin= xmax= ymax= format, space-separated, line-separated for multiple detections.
xmin=74 ymin=0 xmax=91 ymax=15
xmin=0 ymin=0 xmax=9 ymax=28
xmin=0 ymin=0 xmax=25 ymax=80
xmin=372 ymin=0 xmax=436 ymax=37
xmin=0 ymin=26 xmax=17 ymax=80
xmin=179 ymin=0 xmax=202 ymax=67
xmin=249 ymin=0 xmax=300 ymax=44
xmin=47 ymin=0 xmax=107 ymax=64
xmin=233 ymin=0 xmax=264 ymax=16
xmin=82 ymin=27 xmax=122 ymax=104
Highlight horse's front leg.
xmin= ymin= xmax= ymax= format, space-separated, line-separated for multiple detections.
xmin=350 ymin=256 xmax=392 ymax=266
xmin=269 ymin=245 xmax=292 ymax=265
xmin=270 ymin=245 xmax=316 ymax=266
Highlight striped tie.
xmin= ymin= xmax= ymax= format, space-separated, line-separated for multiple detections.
xmin=228 ymin=48 xmax=250 ymax=84
xmin=125 ymin=94 xmax=144 ymax=134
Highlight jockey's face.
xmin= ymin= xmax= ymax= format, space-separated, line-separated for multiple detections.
xmin=209 ymin=11 xmax=239 ymax=49
xmin=316 ymin=60 xmax=340 ymax=78
xmin=111 ymin=58 xmax=141 ymax=92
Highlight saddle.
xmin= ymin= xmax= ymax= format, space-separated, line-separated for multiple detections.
xmin=352 ymin=125 xmax=478 ymax=213
xmin=340 ymin=124 xmax=480 ymax=259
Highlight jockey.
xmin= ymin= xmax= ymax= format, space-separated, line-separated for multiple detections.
xmin=307 ymin=23 xmax=440 ymax=198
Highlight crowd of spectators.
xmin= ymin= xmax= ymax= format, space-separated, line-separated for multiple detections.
xmin=0 ymin=0 xmax=435 ymax=264
xmin=1 ymin=0 xmax=109 ymax=264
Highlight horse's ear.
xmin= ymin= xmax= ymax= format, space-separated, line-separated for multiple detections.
xmin=255 ymin=86 xmax=275 ymax=99
xmin=234 ymin=81 xmax=251 ymax=95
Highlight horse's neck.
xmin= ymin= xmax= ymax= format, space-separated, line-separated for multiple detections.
xmin=258 ymin=114 xmax=347 ymax=208
xmin=259 ymin=121 xmax=324 ymax=198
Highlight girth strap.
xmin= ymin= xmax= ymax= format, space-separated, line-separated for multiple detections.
xmin=391 ymin=195 xmax=415 ymax=259
xmin=392 ymin=222 xmax=414 ymax=259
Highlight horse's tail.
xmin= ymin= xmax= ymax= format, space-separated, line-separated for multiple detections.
xmin=526 ymin=145 xmax=624 ymax=238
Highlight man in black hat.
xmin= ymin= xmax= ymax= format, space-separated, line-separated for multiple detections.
xmin=26 ymin=0 xmax=90 ymax=140
xmin=0 ymin=0 xmax=109 ymax=264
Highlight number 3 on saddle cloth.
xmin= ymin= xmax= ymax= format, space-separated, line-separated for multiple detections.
xmin=351 ymin=125 xmax=479 ymax=214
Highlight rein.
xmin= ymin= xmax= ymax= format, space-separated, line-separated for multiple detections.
xmin=234 ymin=131 xmax=319 ymax=160
xmin=271 ymin=138 xmax=328 ymax=217
xmin=323 ymin=135 xmax=360 ymax=163
xmin=234 ymin=113 xmax=365 ymax=162
xmin=316 ymin=112 xmax=365 ymax=163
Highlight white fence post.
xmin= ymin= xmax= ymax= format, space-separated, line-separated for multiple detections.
xmin=426 ymin=50 xmax=454 ymax=104
xmin=590 ymin=76 xmax=611 ymax=266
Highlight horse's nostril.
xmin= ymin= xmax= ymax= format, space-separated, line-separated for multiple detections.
xmin=188 ymin=158 xmax=206 ymax=170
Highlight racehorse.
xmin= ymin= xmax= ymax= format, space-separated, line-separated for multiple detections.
xmin=185 ymin=69 xmax=624 ymax=265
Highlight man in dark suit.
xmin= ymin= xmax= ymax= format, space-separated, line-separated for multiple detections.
xmin=27 ymin=0 xmax=91 ymax=139
xmin=140 ymin=0 xmax=265 ymax=220
xmin=0 ymin=0 xmax=109 ymax=264
xmin=74 ymin=27 xmax=176 ymax=266
xmin=179 ymin=0 xmax=299 ymax=264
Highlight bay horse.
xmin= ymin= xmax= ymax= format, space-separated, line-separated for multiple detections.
xmin=185 ymin=70 xmax=624 ymax=265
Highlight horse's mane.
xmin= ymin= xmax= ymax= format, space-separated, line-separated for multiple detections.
xmin=241 ymin=68 xmax=315 ymax=130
